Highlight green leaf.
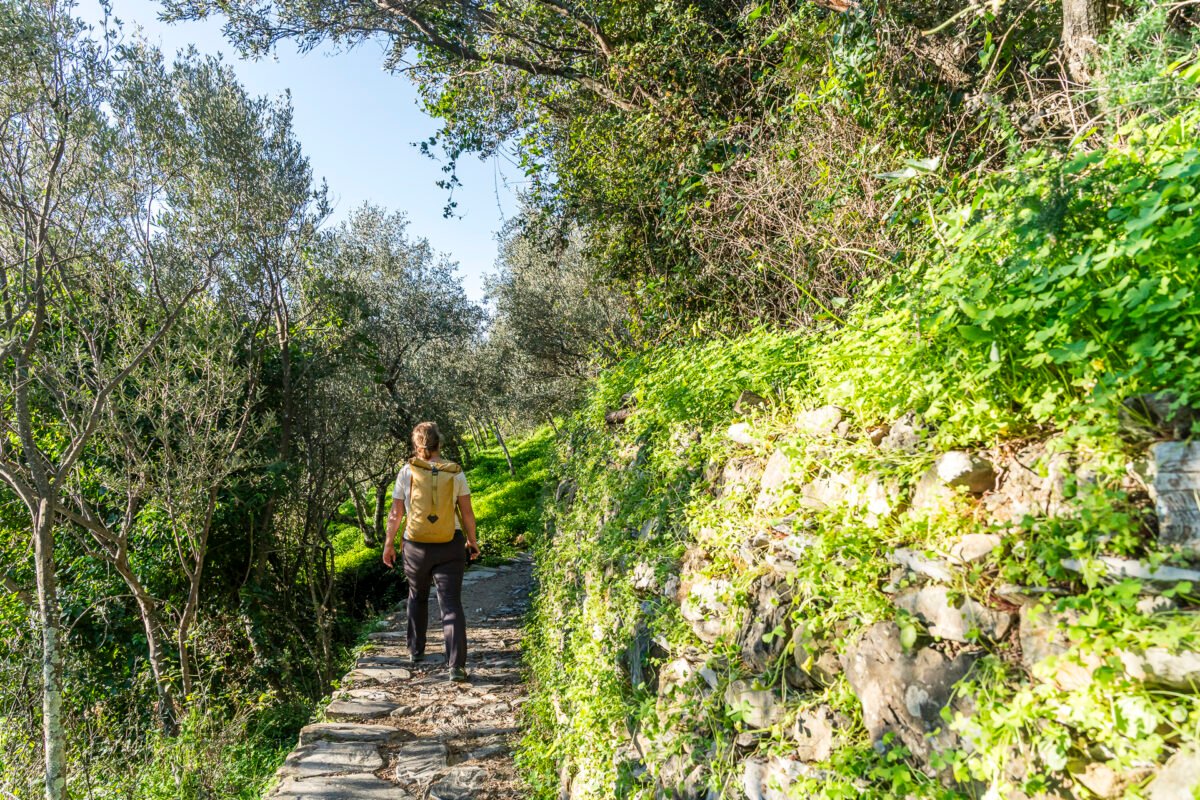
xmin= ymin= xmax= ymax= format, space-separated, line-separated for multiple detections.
xmin=957 ymin=325 xmax=991 ymax=342
xmin=747 ymin=2 xmax=770 ymax=22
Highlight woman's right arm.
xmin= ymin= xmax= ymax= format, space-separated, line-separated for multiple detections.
xmin=382 ymin=497 xmax=405 ymax=567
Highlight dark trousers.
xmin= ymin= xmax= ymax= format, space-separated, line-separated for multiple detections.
xmin=402 ymin=531 xmax=467 ymax=669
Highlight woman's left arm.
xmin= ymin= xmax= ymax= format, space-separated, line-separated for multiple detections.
xmin=458 ymin=495 xmax=480 ymax=560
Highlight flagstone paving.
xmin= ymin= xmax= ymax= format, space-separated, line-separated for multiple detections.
xmin=267 ymin=554 xmax=535 ymax=799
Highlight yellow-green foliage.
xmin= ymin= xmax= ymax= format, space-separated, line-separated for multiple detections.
xmin=519 ymin=99 xmax=1200 ymax=799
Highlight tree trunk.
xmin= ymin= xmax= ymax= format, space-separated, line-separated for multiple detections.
xmin=32 ymin=503 xmax=67 ymax=800
xmin=123 ymin=566 xmax=179 ymax=735
xmin=177 ymin=493 xmax=215 ymax=703
xmin=491 ymin=421 xmax=515 ymax=475
xmin=546 ymin=415 xmax=560 ymax=437
xmin=16 ymin=356 xmax=68 ymax=800
xmin=1062 ymin=0 xmax=1108 ymax=82
xmin=347 ymin=480 xmax=376 ymax=547
xmin=373 ymin=476 xmax=390 ymax=544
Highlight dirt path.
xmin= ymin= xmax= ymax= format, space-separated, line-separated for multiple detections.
xmin=267 ymin=554 xmax=535 ymax=799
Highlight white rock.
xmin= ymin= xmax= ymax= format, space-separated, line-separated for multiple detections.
xmin=742 ymin=757 xmax=814 ymax=800
xmin=1061 ymin=556 xmax=1200 ymax=588
xmin=935 ymin=451 xmax=997 ymax=493
xmin=727 ymin=422 xmax=759 ymax=447
xmin=1120 ymin=646 xmax=1200 ymax=691
xmin=1148 ymin=745 xmax=1200 ymax=800
xmin=947 ymin=533 xmax=1002 ymax=564
xmin=794 ymin=405 xmax=845 ymax=437
xmin=889 ymin=548 xmax=956 ymax=584
xmin=724 ymin=680 xmax=784 ymax=728
xmin=756 ymin=449 xmax=798 ymax=512
xmin=894 ymin=585 xmax=1012 ymax=642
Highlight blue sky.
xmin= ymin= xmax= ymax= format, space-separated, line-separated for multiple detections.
xmin=80 ymin=0 xmax=521 ymax=303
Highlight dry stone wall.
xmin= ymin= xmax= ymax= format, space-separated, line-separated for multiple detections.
xmin=621 ymin=402 xmax=1200 ymax=799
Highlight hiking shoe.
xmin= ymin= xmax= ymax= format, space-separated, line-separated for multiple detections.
xmin=410 ymin=653 xmax=425 ymax=665
xmin=448 ymin=667 xmax=469 ymax=683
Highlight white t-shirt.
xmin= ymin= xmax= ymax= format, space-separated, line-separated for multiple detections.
xmin=392 ymin=461 xmax=470 ymax=529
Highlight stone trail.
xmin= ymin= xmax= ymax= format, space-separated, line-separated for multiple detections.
xmin=267 ymin=555 xmax=534 ymax=799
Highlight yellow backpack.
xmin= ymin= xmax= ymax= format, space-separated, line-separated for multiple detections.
xmin=405 ymin=458 xmax=462 ymax=543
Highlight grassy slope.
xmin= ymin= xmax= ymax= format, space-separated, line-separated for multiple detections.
xmin=465 ymin=427 xmax=556 ymax=566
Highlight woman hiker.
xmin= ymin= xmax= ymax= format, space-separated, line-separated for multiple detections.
xmin=382 ymin=421 xmax=481 ymax=682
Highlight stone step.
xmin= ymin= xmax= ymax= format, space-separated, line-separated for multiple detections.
xmin=325 ymin=697 xmax=402 ymax=721
xmin=347 ymin=666 xmax=413 ymax=685
xmin=278 ymin=740 xmax=384 ymax=779
xmin=273 ymin=773 xmax=414 ymax=799
xmin=392 ymin=740 xmax=449 ymax=782
xmin=299 ymin=723 xmax=407 ymax=746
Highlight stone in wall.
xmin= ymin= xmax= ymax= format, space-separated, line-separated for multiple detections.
xmin=555 ymin=479 xmax=577 ymax=508
xmin=879 ymin=412 xmax=926 ymax=452
xmin=1119 ymin=645 xmax=1200 ymax=692
xmin=1149 ymin=441 xmax=1200 ymax=555
xmin=855 ymin=473 xmax=903 ymax=526
xmin=936 ymin=451 xmax=997 ymax=493
xmin=911 ymin=452 xmax=997 ymax=514
xmin=947 ymin=533 xmax=1002 ymax=564
xmin=735 ymin=390 xmax=768 ymax=414
xmin=1060 ymin=555 xmax=1200 ymax=588
xmin=738 ymin=581 xmax=790 ymax=673
xmin=889 ymin=548 xmax=956 ymax=584
xmin=842 ymin=622 xmax=979 ymax=769
xmin=725 ymin=680 xmax=786 ymax=729
xmin=756 ymin=449 xmax=799 ymax=512
xmin=717 ymin=457 xmax=765 ymax=499
xmin=894 ymin=585 xmax=1012 ymax=643
xmin=797 ymin=469 xmax=856 ymax=511
xmin=1070 ymin=760 xmax=1154 ymax=799
xmin=790 ymin=623 xmax=841 ymax=687
xmin=741 ymin=757 xmax=828 ymax=800
xmin=658 ymin=657 xmax=701 ymax=697
xmin=1147 ymin=745 xmax=1200 ymax=799
xmin=1120 ymin=392 xmax=1199 ymax=440
xmin=790 ymin=705 xmax=842 ymax=762
xmin=727 ymin=422 xmax=760 ymax=448
xmin=681 ymin=576 xmax=738 ymax=644
xmin=762 ymin=532 xmax=815 ymax=582
xmin=1019 ymin=604 xmax=1099 ymax=691
xmin=1021 ymin=602 xmax=1200 ymax=693
xmin=984 ymin=440 xmax=1073 ymax=522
